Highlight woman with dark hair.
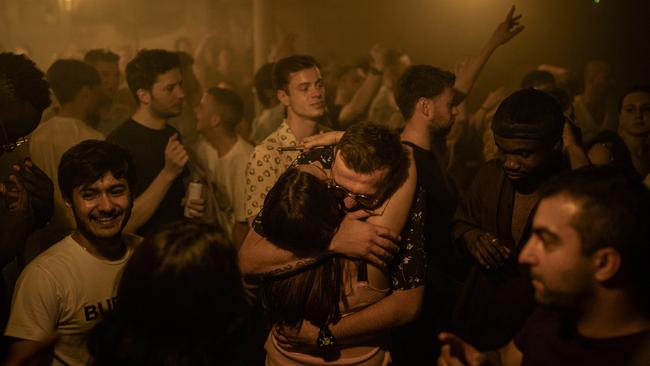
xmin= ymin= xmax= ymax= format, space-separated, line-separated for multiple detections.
xmin=586 ymin=130 xmax=640 ymax=180
xmin=260 ymin=165 xmax=415 ymax=366
xmin=88 ymin=221 xmax=249 ymax=366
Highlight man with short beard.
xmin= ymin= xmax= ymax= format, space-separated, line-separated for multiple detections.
xmin=4 ymin=140 xmax=141 ymax=366
xmin=438 ymin=166 xmax=650 ymax=366
xmin=108 ymin=49 xmax=196 ymax=237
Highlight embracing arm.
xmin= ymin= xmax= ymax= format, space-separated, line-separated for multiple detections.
xmin=275 ymin=286 xmax=424 ymax=347
xmin=338 ymin=45 xmax=387 ymax=127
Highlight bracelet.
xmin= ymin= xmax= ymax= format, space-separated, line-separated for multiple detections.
xmin=368 ymin=67 xmax=383 ymax=76
xmin=316 ymin=325 xmax=336 ymax=349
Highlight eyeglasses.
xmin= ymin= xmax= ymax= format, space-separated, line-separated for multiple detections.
xmin=0 ymin=121 xmax=29 ymax=153
xmin=326 ymin=179 xmax=379 ymax=209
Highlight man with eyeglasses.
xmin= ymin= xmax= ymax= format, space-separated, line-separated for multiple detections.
xmin=0 ymin=52 xmax=53 ymax=337
xmin=240 ymin=121 xmax=427 ymax=356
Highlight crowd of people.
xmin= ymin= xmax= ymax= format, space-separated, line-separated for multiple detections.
xmin=0 ymin=5 xmax=648 ymax=366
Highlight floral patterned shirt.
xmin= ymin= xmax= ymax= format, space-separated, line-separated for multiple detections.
xmin=291 ymin=146 xmax=427 ymax=290
xmin=244 ymin=120 xmax=329 ymax=218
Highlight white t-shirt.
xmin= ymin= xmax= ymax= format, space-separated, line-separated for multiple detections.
xmin=195 ymin=135 xmax=253 ymax=224
xmin=29 ymin=116 xmax=105 ymax=236
xmin=4 ymin=234 xmax=140 ymax=366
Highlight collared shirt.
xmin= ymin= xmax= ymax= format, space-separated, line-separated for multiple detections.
xmin=244 ymin=119 xmax=329 ymax=218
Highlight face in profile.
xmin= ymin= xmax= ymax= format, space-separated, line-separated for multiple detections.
xmin=429 ymin=87 xmax=458 ymax=134
xmin=519 ymin=194 xmax=594 ymax=308
xmin=147 ymin=68 xmax=185 ymax=119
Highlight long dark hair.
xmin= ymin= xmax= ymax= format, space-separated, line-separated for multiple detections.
xmin=89 ymin=221 xmax=248 ymax=366
xmin=260 ymin=168 xmax=347 ymax=328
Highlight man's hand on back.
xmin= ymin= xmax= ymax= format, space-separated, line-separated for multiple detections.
xmin=329 ymin=210 xmax=400 ymax=268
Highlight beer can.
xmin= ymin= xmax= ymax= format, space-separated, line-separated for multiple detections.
xmin=184 ymin=180 xmax=203 ymax=218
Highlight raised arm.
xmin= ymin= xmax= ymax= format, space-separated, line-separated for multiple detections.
xmin=453 ymin=5 xmax=524 ymax=99
xmin=338 ymin=45 xmax=386 ymax=127
xmin=124 ymin=134 xmax=188 ymax=233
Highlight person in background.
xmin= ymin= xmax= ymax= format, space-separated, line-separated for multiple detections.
xmin=452 ymin=89 xmax=567 ymax=351
xmin=84 ymin=49 xmax=136 ymax=136
xmin=107 ymin=49 xmax=203 ymax=237
xmin=30 ymin=59 xmax=104 ymax=247
xmin=439 ymin=166 xmax=650 ymax=366
xmin=194 ymin=87 xmax=253 ymax=247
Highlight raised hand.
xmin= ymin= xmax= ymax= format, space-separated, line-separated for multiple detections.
xmin=370 ymin=44 xmax=388 ymax=72
xmin=489 ymin=5 xmax=524 ymax=48
xmin=163 ymin=133 xmax=189 ymax=177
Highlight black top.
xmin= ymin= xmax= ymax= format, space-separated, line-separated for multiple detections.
xmin=515 ymin=307 xmax=650 ymax=366
xmin=107 ymin=119 xmax=187 ymax=237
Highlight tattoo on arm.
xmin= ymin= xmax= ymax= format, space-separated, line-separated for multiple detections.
xmin=263 ymin=253 xmax=335 ymax=278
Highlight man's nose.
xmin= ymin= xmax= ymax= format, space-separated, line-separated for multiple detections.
xmin=504 ymin=157 xmax=521 ymax=170
xmin=343 ymin=196 xmax=357 ymax=210
xmin=175 ymin=85 xmax=185 ymax=99
xmin=97 ymin=193 xmax=114 ymax=211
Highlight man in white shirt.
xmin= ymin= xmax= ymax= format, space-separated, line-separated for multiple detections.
xmin=5 ymin=140 xmax=141 ymax=366
xmin=30 ymin=59 xmax=104 ymax=244
xmin=194 ymin=87 xmax=253 ymax=247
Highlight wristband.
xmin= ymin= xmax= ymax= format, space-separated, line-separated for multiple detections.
xmin=316 ymin=325 xmax=336 ymax=349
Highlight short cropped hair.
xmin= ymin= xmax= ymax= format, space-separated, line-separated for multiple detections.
xmin=205 ymin=87 xmax=244 ymax=133
xmin=58 ymin=140 xmax=136 ymax=202
xmin=540 ymin=166 xmax=650 ymax=311
xmin=336 ymin=121 xmax=409 ymax=205
xmin=46 ymin=59 xmax=101 ymax=105
xmin=84 ymin=49 xmax=120 ymax=65
xmin=492 ymin=88 xmax=564 ymax=142
xmin=125 ymin=49 xmax=180 ymax=102
xmin=396 ymin=65 xmax=456 ymax=120
xmin=272 ymin=55 xmax=319 ymax=92
xmin=0 ymin=52 xmax=51 ymax=139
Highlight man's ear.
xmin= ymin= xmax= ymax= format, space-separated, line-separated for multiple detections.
xmin=417 ymin=97 xmax=433 ymax=118
xmin=277 ymin=89 xmax=290 ymax=107
xmin=592 ymin=247 xmax=621 ymax=282
xmin=210 ymin=114 xmax=222 ymax=128
xmin=136 ymin=88 xmax=151 ymax=105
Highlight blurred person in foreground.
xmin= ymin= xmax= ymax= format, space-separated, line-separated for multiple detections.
xmin=89 ymin=221 xmax=251 ymax=366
